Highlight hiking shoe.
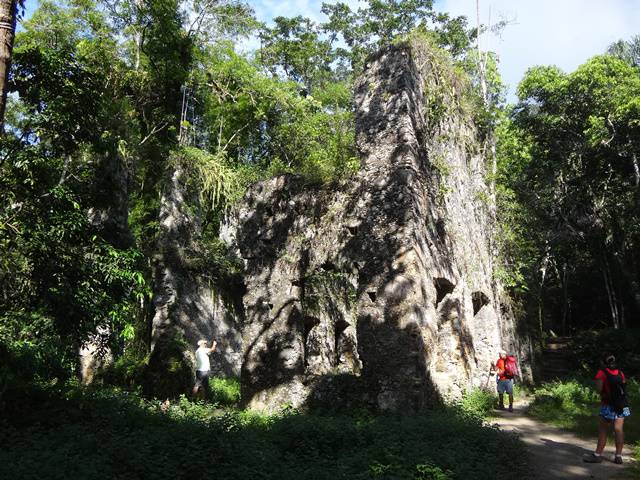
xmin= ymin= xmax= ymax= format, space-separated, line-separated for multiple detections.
xmin=497 ymin=404 xmax=505 ymax=410
xmin=583 ymin=453 xmax=603 ymax=463
xmin=508 ymin=405 xmax=513 ymax=412
xmin=614 ymin=456 xmax=623 ymax=465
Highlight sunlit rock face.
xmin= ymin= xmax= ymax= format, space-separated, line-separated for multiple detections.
xmin=228 ymin=40 xmax=533 ymax=413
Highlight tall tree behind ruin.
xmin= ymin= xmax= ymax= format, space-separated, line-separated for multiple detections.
xmin=0 ymin=0 xmax=17 ymax=131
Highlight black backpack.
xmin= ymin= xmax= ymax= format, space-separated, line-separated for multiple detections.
xmin=604 ymin=369 xmax=628 ymax=414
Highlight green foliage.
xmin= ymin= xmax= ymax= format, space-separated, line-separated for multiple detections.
xmin=143 ymin=334 xmax=194 ymax=399
xmin=0 ymin=384 xmax=527 ymax=480
xmin=174 ymin=146 xmax=248 ymax=212
xmin=497 ymin=52 xmax=640 ymax=332
xmin=259 ymin=15 xmax=340 ymax=89
xmin=457 ymin=388 xmax=498 ymax=419
xmin=607 ymin=35 xmax=640 ymax=67
xmin=208 ymin=376 xmax=241 ymax=406
xmin=494 ymin=112 xmax=537 ymax=292
xmin=0 ymin=334 xmax=73 ymax=405
xmin=399 ymin=32 xmax=474 ymax=130
xmin=197 ymin=42 xmax=358 ymax=184
xmin=301 ymin=269 xmax=358 ymax=318
xmin=528 ymin=379 xmax=599 ymax=432
xmin=322 ymin=0 xmax=474 ymax=70
xmin=415 ymin=463 xmax=453 ymax=480
xmin=101 ymin=350 xmax=149 ymax=388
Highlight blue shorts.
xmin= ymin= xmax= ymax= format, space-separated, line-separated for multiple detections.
xmin=497 ymin=379 xmax=513 ymax=395
xmin=599 ymin=405 xmax=631 ymax=421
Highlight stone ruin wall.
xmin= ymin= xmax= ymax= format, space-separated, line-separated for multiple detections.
xmin=149 ymin=165 xmax=243 ymax=382
xmin=222 ymin=41 xmax=533 ymax=413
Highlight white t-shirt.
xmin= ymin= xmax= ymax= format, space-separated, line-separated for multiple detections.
xmin=195 ymin=346 xmax=211 ymax=372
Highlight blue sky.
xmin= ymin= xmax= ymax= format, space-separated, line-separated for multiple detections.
xmin=21 ymin=0 xmax=640 ymax=102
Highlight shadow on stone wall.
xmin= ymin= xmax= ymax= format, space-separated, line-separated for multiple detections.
xmin=233 ymin=42 xmax=518 ymax=412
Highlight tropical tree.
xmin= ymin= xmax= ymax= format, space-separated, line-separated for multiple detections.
xmin=503 ymin=55 xmax=640 ymax=331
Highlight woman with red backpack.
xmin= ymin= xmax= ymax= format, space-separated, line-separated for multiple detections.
xmin=584 ymin=354 xmax=631 ymax=464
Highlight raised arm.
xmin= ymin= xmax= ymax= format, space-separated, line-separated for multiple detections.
xmin=208 ymin=339 xmax=217 ymax=354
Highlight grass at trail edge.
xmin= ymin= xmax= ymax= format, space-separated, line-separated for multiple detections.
xmin=0 ymin=383 xmax=526 ymax=480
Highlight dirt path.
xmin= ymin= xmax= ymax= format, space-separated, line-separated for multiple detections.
xmin=493 ymin=402 xmax=637 ymax=479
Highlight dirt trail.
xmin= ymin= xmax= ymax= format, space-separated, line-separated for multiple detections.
xmin=493 ymin=403 xmax=637 ymax=479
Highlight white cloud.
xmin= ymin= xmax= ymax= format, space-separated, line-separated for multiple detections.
xmin=438 ymin=0 xmax=640 ymax=101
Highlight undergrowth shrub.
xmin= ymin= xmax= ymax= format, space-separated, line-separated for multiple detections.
xmin=142 ymin=335 xmax=193 ymax=399
xmin=101 ymin=350 xmax=148 ymax=388
xmin=458 ymin=388 xmax=497 ymax=418
xmin=208 ymin=376 xmax=240 ymax=406
xmin=415 ymin=463 xmax=453 ymax=480
xmin=528 ymin=379 xmax=597 ymax=429
xmin=0 ymin=384 xmax=528 ymax=480
xmin=0 ymin=327 xmax=74 ymax=406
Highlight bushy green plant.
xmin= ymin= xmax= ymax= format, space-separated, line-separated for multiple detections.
xmin=458 ymin=388 xmax=497 ymax=418
xmin=142 ymin=335 xmax=193 ymax=399
xmin=101 ymin=351 xmax=149 ymax=388
xmin=528 ymin=379 xmax=598 ymax=430
xmin=0 ymin=384 xmax=528 ymax=480
xmin=415 ymin=463 xmax=453 ymax=480
xmin=208 ymin=376 xmax=241 ymax=406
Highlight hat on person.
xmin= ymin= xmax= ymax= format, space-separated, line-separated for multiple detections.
xmin=197 ymin=339 xmax=208 ymax=347
xmin=499 ymin=349 xmax=507 ymax=356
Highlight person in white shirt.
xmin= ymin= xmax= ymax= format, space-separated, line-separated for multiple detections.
xmin=192 ymin=338 xmax=217 ymax=400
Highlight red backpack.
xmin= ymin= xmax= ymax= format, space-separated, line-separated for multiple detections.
xmin=504 ymin=355 xmax=518 ymax=379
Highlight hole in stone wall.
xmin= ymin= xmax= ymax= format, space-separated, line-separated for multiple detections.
xmin=347 ymin=226 xmax=358 ymax=236
xmin=268 ymin=303 xmax=274 ymax=311
xmin=302 ymin=316 xmax=321 ymax=369
xmin=292 ymin=279 xmax=303 ymax=287
xmin=334 ymin=319 xmax=350 ymax=363
xmin=472 ymin=291 xmax=489 ymax=316
xmin=434 ymin=278 xmax=455 ymax=308
xmin=303 ymin=316 xmax=320 ymax=342
xmin=335 ymin=319 xmax=349 ymax=340
xmin=320 ymin=260 xmax=337 ymax=272
xmin=435 ymin=218 xmax=446 ymax=239
xmin=367 ymin=291 xmax=377 ymax=302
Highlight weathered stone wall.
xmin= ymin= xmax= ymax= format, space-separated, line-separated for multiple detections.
xmin=148 ymin=164 xmax=243 ymax=396
xmin=227 ymin=40 xmax=533 ymax=412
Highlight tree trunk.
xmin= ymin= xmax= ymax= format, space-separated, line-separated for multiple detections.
xmin=602 ymin=255 xmax=620 ymax=329
xmin=0 ymin=0 xmax=17 ymax=132
xmin=538 ymin=248 xmax=550 ymax=338
xmin=561 ymin=263 xmax=569 ymax=335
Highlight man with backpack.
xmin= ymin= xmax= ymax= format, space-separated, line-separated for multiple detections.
xmin=584 ymin=354 xmax=631 ymax=465
xmin=494 ymin=349 xmax=518 ymax=412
